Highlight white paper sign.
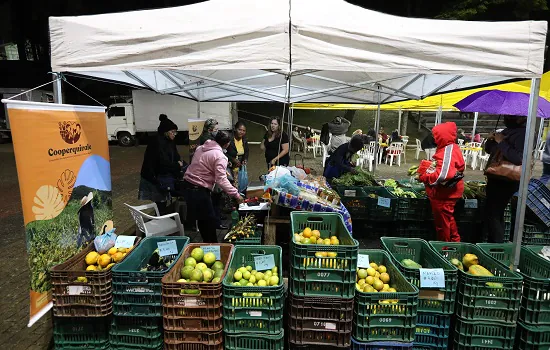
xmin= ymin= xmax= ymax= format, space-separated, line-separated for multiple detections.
xmin=325 ymin=322 xmax=337 ymax=330
xmin=115 ymin=235 xmax=137 ymax=248
xmin=357 ymin=254 xmax=370 ymax=268
xmin=344 ymin=190 xmax=357 ymax=197
xmin=248 ymin=311 xmax=262 ymax=317
xmin=464 ymin=199 xmax=478 ymax=209
xmin=157 ymin=240 xmax=178 ymax=257
xmin=254 ymin=254 xmax=275 ymax=271
xmin=201 ymin=246 xmax=221 ymax=260
xmin=420 ymin=268 xmax=445 ymax=288
xmin=377 ymin=197 xmax=391 ymax=208
xmin=67 ymin=286 xmax=91 ymax=295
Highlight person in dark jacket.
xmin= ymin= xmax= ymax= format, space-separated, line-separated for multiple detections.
xmin=226 ymin=121 xmax=250 ymax=191
xmin=324 ymin=135 xmax=364 ymax=181
xmin=199 ymin=118 xmax=219 ymax=145
xmin=390 ymin=130 xmax=401 ymax=144
xmin=138 ymin=114 xmax=184 ymax=214
xmin=417 ymin=122 xmax=465 ymax=242
xmin=484 ymin=116 xmax=527 ymax=243
xmin=421 ymin=133 xmax=437 ymax=159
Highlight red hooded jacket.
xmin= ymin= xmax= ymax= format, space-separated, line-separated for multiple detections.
xmin=419 ymin=122 xmax=465 ymax=200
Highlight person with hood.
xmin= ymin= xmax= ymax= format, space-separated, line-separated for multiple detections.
xmin=541 ymin=131 xmax=550 ymax=184
xmin=324 ymin=135 xmax=364 ymax=181
xmin=484 ymin=116 xmax=527 ymax=243
xmin=417 ymin=122 xmax=465 ymax=242
xmin=139 ymin=114 xmax=184 ymax=215
xmin=199 ymin=118 xmax=219 ymax=145
xmin=328 ymin=116 xmax=351 ymax=153
xmin=184 ymin=131 xmax=243 ymax=243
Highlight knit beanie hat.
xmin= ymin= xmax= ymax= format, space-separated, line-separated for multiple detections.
xmin=158 ymin=114 xmax=178 ymax=133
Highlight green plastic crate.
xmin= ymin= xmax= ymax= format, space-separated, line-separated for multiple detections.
xmin=222 ymin=245 xmax=284 ymax=334
xmin=414 ymin=312 xmax=451 ymax=349
xmin=391 ymin=189 xmax=429 ymax=222
xmin=53 ymin=316 xmax=110 ymax=349
xmin=111 ymin=236 xmax=189 ymax=317
xmin=225 ymin=330 xmax=284 ymax=350
xmin=516 ymin=322 xmax=550 ymax=350
xmin=429 ymin=241 xmax=522 ymax=323
xmin=380 ymin=237 xmax=458 ymax=314
xmin=522 ymin=222 xmax=550 ymax=245
xmin=109 ymin=315 xmax=163 ymax=346
xmin=336 ymin=186 xmax=370 ymax=220
xmin=364 ymin=187 xmax=398 ymax=221
xmin=453 ymin=317 xmax=515 ymax=350
xmin=353 ymin=249 xmax=419 ymax=343
xmin=290 ymin=212 xmax=359 ymax=298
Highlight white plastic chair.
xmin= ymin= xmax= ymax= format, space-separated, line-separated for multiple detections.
xmin=458 ymin=139 xmax=465 ymax=146
xmin=125 ymin=203 xmax=185 ymax=237
xmin=401 ymin=136 xmax=409 ymax=164
xmin=386 ymin=142 xmax=404 ymax=167
xmin=292 ymin=131 xmax=306 ymax=153
xmin=415 ymin=139 xmax=422 ymax=160
xmin=478 ymin=150 xmax=490 ymax=171
xmin=425 ymin=148 xmax=436 ymax=160
xmin=306 ymin=134 xmax=322 ymax=158
xmin=321 ymin=134 xmax=332 ymax=167
xmin=357 ymin=143 xmax=376 ymax=172
xmin=538 ymin=141 xmax=546 ymax=161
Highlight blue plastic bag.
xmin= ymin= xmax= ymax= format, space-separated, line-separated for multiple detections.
xmin=238 ymin=165 xmax=249 ymax=193
xmin=94 ymin=228 xmax=117 ymax=254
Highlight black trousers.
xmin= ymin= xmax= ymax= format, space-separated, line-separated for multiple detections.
xmin=485 ymin=177 xmax=519 ymax=243
xmin=183 ymin=184 xmax=218 ymax=243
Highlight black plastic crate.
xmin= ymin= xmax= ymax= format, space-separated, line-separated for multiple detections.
xmin=524 ymin=179 xmax=550 ymax=227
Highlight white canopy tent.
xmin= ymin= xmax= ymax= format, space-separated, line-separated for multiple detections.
xmin=49 ymin=0 xmax=547 ymax=267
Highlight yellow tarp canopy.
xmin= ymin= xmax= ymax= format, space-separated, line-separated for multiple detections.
xmin=292 ymin=72 xmax=550 ymax=111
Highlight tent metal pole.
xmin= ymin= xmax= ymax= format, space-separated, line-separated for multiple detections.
xmin=537 ymin=117 xmax=545 ymax=150
xmin=373 ymin=85 xmax=381 ymax=173
xmin=397 ymin=109 xmax=402 ymax=135
xmin=471 ymin=112 xmax=479 ymax=143
xmin=53 ymin=73 xmax=63 ymax=104
xmin=512 ymin=77 xmax=541 ymax=270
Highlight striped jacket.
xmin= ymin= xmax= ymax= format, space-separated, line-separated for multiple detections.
xmin=419 ymin=122 xmax=465 ymax=200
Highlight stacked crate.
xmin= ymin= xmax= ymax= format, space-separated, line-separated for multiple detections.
xmin=380 ymin=237 xmax=458 ymax=350
xmin=351 ymin=249 xmax=418 ymax=349
xmin=50 ymin=243 xmax=118 ymax=349
xmin=430 ymin=241 xmax=522 ymax=350
xmin=162 ymin=243 xmax=233 ymax=350
xmin=477 ymin=243 xmax=550 ymax=350
xmin=222 ymin=245 xmax=285 ymax=349
xmin=110 ymin=236 xmax=189 ymax=350
xmin=288 ymin=212 xmax=358 ymax=349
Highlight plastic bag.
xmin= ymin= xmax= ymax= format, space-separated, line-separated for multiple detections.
xmin=287 ymin=166 xmax=307 ymax=180
xmin=238 ymin=165 xmax=249 ymax=193
xmin=266 ymin=174 xmax=300 ymax=195
xmin=94 ymin=228 xmax=117 ymax=254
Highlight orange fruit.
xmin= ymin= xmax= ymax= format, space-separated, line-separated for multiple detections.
xmin=312 ymin=230 xmax=321 ymax=238
xmin=108 ymin=247 xmax=118 ymax=256
xmin=97 ymin=254 xmax=112 ymax=268
xmin=113 ymin=252 xmax=125 ymax=263
xmin=302 ymin=227 xmax=312 ymax=238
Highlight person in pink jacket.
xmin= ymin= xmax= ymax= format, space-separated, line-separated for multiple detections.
xmin=183 ymin=132 xmax=243 ymax=242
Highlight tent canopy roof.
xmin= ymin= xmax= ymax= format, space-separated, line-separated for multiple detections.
xmin=49 ymin=0 xmax=547 ymax=103
xmin=293 ymin=72 xmax=550 ymax=111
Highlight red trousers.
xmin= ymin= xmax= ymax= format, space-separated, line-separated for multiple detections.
xmin=430 ymin=198 xmax=461 ymax=242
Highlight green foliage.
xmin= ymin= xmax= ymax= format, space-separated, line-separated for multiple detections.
xmin=437 ymin=0 xmax=548 ymax=20
xmin=332 ymin=168 xmax=378 ymax=186
xmin=26 ymin=190 xmax=113 ymax=293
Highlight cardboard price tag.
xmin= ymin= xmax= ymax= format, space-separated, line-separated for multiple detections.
xmin=254 ymin=254 xmax=275 ymax=271
xmin=377 ymin=197 xmax=391 ymax=208
xmin=115 ymin=235 xmax=137 ymax=248
xmin=420 ymin=268 xmax=445 ymax=288
xmin=357 ymin=254 xmax=370 ymax=268
xmin=157 ymin=240 xmax=178 ymax=257
xmin=201 ymin=246 xmax=221 ymax=260
xmin=464 ymin=199 xmax=478 ymax=209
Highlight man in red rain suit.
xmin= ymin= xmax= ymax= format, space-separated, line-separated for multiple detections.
xmin=417 ymin=122 xmax=465 ymax=242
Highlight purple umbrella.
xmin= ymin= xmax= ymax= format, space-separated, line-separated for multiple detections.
xmin=453 ymin=90 xmax=550 ymax=118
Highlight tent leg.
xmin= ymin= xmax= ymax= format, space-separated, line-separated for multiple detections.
xmin=471 ymin=112 xmax=478 ymax=142
xmin=373 ymin=86 xmax=381 ymax=173
xmin=512 ymin=78 xmax=541 ymax=269
xmin=397 ymin=109 xmax=402 ymax=135
xmin=53 ymin=73 xmax=63 ymax=104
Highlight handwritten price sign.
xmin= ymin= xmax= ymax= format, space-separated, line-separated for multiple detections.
xmin=254 ymin=254 xmax=275 ymax=270
xmin=377 ymin=197 xmax=391 ymax=208
xmin=157 ymin=240 xmax=178 ymax=257
xmin=419 ymin=268 xmax=445 ymax=288
xmin=357 ymin=254 xmax=370 ymax=268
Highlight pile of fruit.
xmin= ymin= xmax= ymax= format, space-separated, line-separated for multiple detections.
xmin=178 ymin=247 xmax=225 ymax=284
xmin=356 ymin=262 xmax=397 ymax=293
xmin=407 ymin=165 xmax=419 ymax=176
xmin=332 ymin=168 xmax=378 ymax=187
xmin=384 ymin=179 xmax=417 ymax=198
xmin=85 ymin=246 xmax=133 ymax=272
xmin=230 ymin=265 xmax=280 ymax=288
xmin=294 ymin=227 xmax=344 ymax=268
xmin=449 ymin=253 xmax=502 ymax=288
xmin=224 ymin=215 xmax=257 ymax=243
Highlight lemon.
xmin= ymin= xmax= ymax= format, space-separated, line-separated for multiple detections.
xmin=365 ymin=276 xmax=375 ymax=285
xmin=370 ymin=262 xmax=379 ymax=270
xmin=97 ymin=254 xmax=111 ymax=268
xmin=257 ymin=279 xmax=267 ymax=287
xmin=357 ymin=269 xmax=369 ymax=279
xmin=108 ymin=247 xmax=118 ymax=256
xmin=380 ymin=272 xmax=390 ymax=284
xmin=357 ymin=279 xmax=366 ymax=287
xmin=378 ymin=265 xmax=387 ymax=274
xmin=113 ymin=252 xmax=125 ymax=263
xmin=373 ymin=279 xmax=384 ymax=291
xmin=302 ymin=227 xmax=312 ymax=238
xmin=383 ymin=283 xmax=390 ymax=291
xmin=366 ymin=268 xmax=376 ymax=277
xmin=85 ymin=251 xmax=100 ymax=265
xmin=86 ymin=265 xmax=97 ymax=271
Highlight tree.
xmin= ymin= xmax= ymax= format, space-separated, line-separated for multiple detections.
xmin=437 ymin=0 xmax=548 ymax=20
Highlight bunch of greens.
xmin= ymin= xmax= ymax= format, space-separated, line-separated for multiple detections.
xmin=384 ymin=179 xmax=417 ymax=198
xmin=463 ymin=182 xmax=486 ymax=199
xmin=332 ymin=168 xmax=378 ymax=186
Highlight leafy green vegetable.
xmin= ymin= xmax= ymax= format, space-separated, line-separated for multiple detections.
xmin=332 ymin=168 xmax=378 ymax=187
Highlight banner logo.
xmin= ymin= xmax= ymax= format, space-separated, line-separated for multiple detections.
xmin=59 ymin=121 xmax=82 ymax=144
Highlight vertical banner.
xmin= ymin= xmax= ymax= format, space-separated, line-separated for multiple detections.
xmin=2 ymin=100 xmax=112 ymax=326
xmin=188 ymin=118 xmax=205 ymax=162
